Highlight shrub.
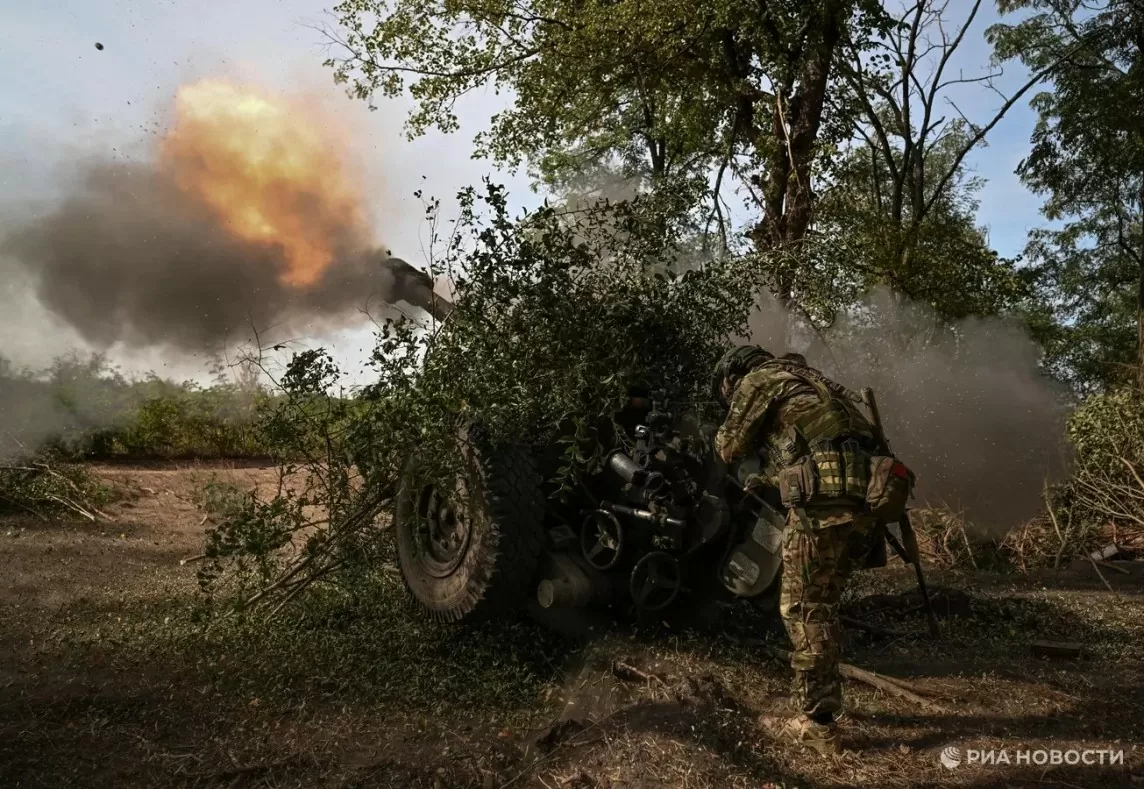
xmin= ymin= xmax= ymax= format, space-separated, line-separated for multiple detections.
xmin=0 ymin=353 xmax=272 ymax=461
xmin=0 ymin=452 xmax=112 ymax=521
xmin=195 ymin=183 xmax=775 ymax=610
xmin=1063 ymin=386 xmax=1144 ymax=538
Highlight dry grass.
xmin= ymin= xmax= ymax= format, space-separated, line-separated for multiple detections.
xmin=910 ymin=503 xmax=1144 ymax=575
xmin=1 ymin=464 xmax=1143 ymax=788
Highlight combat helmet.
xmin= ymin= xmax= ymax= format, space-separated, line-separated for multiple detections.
xmin=711 ymin=345 xmax=773 ymax=406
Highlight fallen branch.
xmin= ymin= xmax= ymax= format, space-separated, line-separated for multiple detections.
xmin=612 ymin=660 xmax=667 ymax=685
xmin=1087 ymin=554 xmax=1120 ymax=597
xmin=840 ymin=615 xmax=911 ymax=638
xmin=1095 ymin=559 xmax=1131 ymax=575
xmin=44 ymin=494 xmax=97 ymax=522
xmin=755 ymin=642 xmax=946 ymax=712
xmin=1045 ymin=482 xmax=1070 ymax=570
xmin=1118 ymin=455 xmax=1144 ymax=496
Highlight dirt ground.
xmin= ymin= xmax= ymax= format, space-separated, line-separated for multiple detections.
xmin=2 ymin=463 xmax=1143 ymax=788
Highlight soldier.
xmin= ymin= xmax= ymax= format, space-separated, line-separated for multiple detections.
xmin=711 ymin=345 xmax=879 ymax=756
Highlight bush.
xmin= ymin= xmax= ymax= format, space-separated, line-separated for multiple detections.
xmin=0 ymin=452 xmax=112 ymax=520
xmin=0 ymin=353 xmax=272 ymax=461
xmin=196 ymin=183 xmax=774 ymax=610
xmin=1062 ymin=386 xmax=1144 ymax=539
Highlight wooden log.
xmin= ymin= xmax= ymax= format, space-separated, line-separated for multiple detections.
xmin=757 ymin=643 xmax=946 ymax=712
xmin=840 ymin=615 xmax=910 ymax=638
xmin=1030 ymin=640 xmax=1083 ymax=659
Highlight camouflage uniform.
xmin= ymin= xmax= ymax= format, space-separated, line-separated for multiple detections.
xmin=715 ymin=358 xmax=875 ymax=721
xmin=779 ymin=511 xmax=874 ymax=718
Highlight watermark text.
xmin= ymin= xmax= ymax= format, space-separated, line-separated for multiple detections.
xmin=939 ymin=746 xmax=1124 ymax=770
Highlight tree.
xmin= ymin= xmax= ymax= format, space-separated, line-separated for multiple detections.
xmin=818 ymin=0 xmax=1065 ymax=317
xmin=811 ymin=129 xmax=1028 ymax=324
xmin=989 ymin=0 xmax=1144 ymax=392
xmin=319 ymin=0 xmax=893 ymax=305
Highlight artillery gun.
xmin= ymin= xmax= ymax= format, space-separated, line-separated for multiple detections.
xmin=392 ymin=390 xmax=850 ymax=624
xmin=383 ymin=262 xmax=918 ymax=627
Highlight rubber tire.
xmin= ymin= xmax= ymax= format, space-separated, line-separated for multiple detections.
xmin=394 ymin=436 xmax=546 ymax=624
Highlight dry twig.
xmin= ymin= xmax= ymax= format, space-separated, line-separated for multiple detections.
xmin=1087 ymin=554 xmax=1120 ymax=597
xmin=756 ymin=642 xmax=946 ymax=712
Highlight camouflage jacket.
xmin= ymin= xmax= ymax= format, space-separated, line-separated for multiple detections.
xmin=714 ymin=364 xmax=821 ymax=467
xmin=713 ymin=359 xmax=874 ymax=475
xmin=714 ymin=361 xmax=875 ymax=527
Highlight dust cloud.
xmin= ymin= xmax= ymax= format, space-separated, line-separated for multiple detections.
xmin=746 ymin=288 xmax=1072 ymax=533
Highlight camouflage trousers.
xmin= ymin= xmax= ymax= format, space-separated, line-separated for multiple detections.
xmin=779 ymin=510 xmax=875 ymax=719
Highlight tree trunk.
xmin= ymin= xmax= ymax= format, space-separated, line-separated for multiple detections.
xmin=751 ymin=0 xmax=851 ymax=324
xmin=1137 ymin=256 xmax=1144 ymax=392
xmin=782 ymin=0 xmax=847 ymax=247
xmin=1132 ymin=4 xmax=1144 ymax=393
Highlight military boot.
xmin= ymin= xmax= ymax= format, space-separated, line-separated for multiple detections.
xmin=759 ymin=713 xmax=841 ymax=756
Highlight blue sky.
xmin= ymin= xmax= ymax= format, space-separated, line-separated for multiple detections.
xmin=0 ymin=0 xmax=1050 ymax=376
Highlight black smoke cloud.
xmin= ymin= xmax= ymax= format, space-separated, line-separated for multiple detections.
xmin=2 ymin=160 xmax=438 ymax=351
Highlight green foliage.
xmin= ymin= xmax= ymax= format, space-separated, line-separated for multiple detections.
xmin=194 ymin=351 xmax=388 ymax=607
xmin=324 ymin=0 xmax=1055 ymax=332
xmin=805 ymin=0 xmax=1053 ymax=327
xmin=0 ymin=452 xmax=112 ymax=520
xmin=1020 ymin=222 xmax=1142 ymax=392
xmin=1063 ymin=386 xmax=1144 ymax=533
xmin=0 ymin=353 xmax=271 ymax=461
xmin=990 ymin=0 xmax=1144 ymax=392
xmin=198 ymin=183 xmax=771 ymax=609
xmin=325 ymin=0 xmax=882 ymax=168
xmin=405 ymin=184 xmax=758 ymax=440
xmin=812 ymin=133 xmax=1031 ymax=324
xmin=1067 ymin=388 xmax=1144 ymax=467
xmin=322 ymin=0 xmax=897 ymax=281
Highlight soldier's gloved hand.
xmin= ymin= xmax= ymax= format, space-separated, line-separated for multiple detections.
xmin=740 ymin=473 xmax=765 ymax=491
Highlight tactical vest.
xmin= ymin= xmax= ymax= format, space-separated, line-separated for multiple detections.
xmin=758 ymin=359 xmax=875 ymax=447
xmin=744 ymin=360 xmax=876 ymax=499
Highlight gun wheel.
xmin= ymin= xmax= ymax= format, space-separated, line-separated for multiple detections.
xmin=629 ymin=551 xmax=682 ymax=612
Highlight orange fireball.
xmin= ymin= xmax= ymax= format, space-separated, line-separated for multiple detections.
xmin=160 ymin=79 xmax=365 ymax=287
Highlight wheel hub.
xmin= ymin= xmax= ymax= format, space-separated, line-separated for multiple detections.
xmin=581 ymin=509 xmax=624 ymax=570
xmin=415 ymin=484 xmax=472 ymax=577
